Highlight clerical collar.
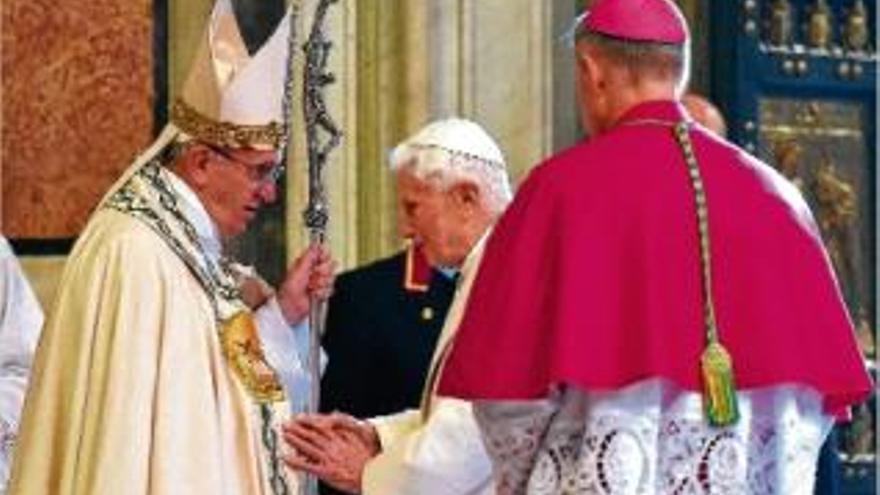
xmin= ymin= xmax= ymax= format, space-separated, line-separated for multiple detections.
xmin=164 ymin=170 xmax=223 ymax=263
xmin=437 ymin=267 xmax=458 ymax=280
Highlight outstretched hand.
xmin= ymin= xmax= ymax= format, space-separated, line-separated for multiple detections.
xmin=282 ymin=413 xmax=381 ymax=494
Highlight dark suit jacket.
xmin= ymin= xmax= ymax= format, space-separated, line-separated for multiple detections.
xmin=320 ymin=249 xmax=456 ymax=419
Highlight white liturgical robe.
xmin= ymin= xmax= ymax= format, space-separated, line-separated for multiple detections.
xmin=362 ymin=235 xmax=494 ymax=495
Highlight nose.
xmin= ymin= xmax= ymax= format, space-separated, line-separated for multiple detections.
xmin=258 ymin=181 xmax=278 ymax=204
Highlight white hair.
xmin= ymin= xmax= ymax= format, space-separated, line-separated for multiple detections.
xmin=389 ymin=141 xmax=513 ymax=215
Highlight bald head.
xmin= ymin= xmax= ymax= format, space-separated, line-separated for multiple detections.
xmin=682 ymin=93 xmax=727 ymax=137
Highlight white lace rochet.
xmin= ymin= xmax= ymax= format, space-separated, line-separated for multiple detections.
xmin=474 ymin=379 xmax=833 ymax=495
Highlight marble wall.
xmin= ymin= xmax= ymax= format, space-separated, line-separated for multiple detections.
xmin=3 ymin=0 xmax=156 ymax=308
xmin=1 ymin=0 xmax=155 ymax=238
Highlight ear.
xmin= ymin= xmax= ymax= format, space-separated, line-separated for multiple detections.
xmin=180 ymin=144 xmax=214 ymax=188
xmin=449 ymin=181 xmax=481 ymax=212
xmin=576 ymin=46 xmax=589 ymax=90
xmin=581 ymin=46 xmax=605 ymax=93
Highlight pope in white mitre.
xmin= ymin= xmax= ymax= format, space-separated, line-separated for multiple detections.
xmin=7 ymin=1 xmax=333 ymax=494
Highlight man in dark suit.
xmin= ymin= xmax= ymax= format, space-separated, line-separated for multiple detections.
xmin=320 ymin=241 xmax=456 ymax=419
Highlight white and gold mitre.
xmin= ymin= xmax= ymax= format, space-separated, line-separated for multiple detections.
xmin=172 ymin=0 xmax=291 ymax=150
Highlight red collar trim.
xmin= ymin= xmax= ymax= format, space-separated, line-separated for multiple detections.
xmin=404 ymin=243 xmax=431 ymax=293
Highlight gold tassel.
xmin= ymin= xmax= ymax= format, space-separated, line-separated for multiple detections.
xmin=701 ymin=341 xmax=739 ymax=427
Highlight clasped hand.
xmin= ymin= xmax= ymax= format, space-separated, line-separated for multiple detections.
xmin=282 ymin=413 xmax=381 ymax=494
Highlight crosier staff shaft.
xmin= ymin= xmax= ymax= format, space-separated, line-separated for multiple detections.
xmin=301 ymin=0 xmax=342 ymax=494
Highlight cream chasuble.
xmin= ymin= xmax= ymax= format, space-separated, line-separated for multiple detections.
xmin=363 ymin=235 xmax=494 ymax=495
xmin=8 ymin=159 xmax=298 ymax=495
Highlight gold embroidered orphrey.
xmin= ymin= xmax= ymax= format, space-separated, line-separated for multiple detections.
xmin=222 ymin=311 xmax=285 ymax=402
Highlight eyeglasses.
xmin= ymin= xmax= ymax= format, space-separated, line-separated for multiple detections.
xmin=207 ymin=145 xmax=285 ymax=185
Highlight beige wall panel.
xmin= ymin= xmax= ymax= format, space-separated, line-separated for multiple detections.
xmin=423 ymin=0 xmax=556 ymax=186
xmin=457 ymin=0 xmax=554 ymax=185
xmin=2 ymin=0 xmax=154 ymax=237
xmin=345 ymin=0 xmax=434 ymax=264
xmin=169 ymin=0 xmax=212 ymax=103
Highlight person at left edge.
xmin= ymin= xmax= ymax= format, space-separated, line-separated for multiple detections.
xmin=0 ymin=236 xmax=44 ymax=494
xmin=7 ymin=1 xmax=333 ymax=494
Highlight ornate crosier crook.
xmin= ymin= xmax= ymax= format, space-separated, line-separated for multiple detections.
xmin=303 ymin=0 xmax=342 ymax=240
xmin=300 ymin=0 xmax=342 ymax=493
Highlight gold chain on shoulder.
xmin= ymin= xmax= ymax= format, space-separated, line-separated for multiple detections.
xmin=671 ymin=122 xmax=740 ymax=427
xmin=617 ymin=115 xmax=740 ymax=427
